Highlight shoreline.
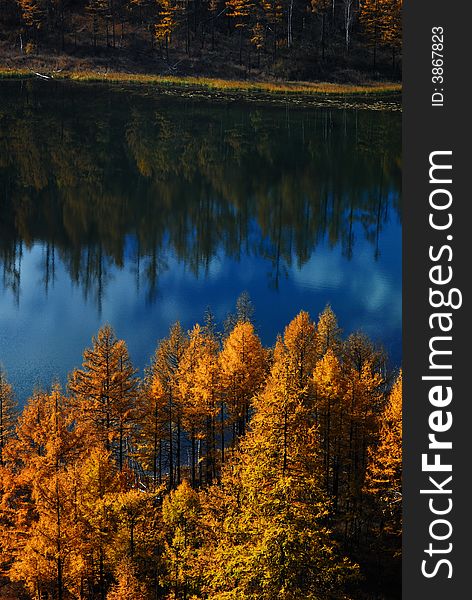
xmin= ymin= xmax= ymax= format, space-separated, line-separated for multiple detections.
xmin=0 ymin=68 xmax=402 ymax=109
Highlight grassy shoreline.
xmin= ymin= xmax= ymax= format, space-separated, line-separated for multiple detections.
xmin=0 ymin=67 xmax=401 ymax=97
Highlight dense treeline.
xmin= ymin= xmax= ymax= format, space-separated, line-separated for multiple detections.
xmin=0 ymin=82 xmax=401 ymax=305
xmin=0 ymin=0 xmax=402 ymax=78
xmin=0 ymin=299 xmax=402 ymax=599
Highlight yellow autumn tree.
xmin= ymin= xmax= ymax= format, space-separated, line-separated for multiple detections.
xmin=226 ymin=0 xmax=255 ymax=64
xmin=3 ymin=386 xmax=84 ymax=600
xmin=17 ymin=0 xmax=47 ymax=32
xmin=347 ymin=364 xmax=384 ymax=516
xmin=365 ymin=371 xmax=402 ymax=537
xmin=192 ymin=337 xmax=222 ymax=482
xmin=109 ymin=488 xmax=165 ymax=591
xmin=312 ymin=349 xmax=348 ymax=507
xmin=218 ymin=320 xmax=266 ymax=439
xmin=107 ymin=558 xmax=149 ymax=600
xmin=0 ymin=306 xmax=401 ymax=599
xmin=275 ymin=310 xmax=317 ymax=390
xmin=360 ymin=0 xmax=402 ymax=67
xmin=73 ymin=445 xmax=121 ymax=599
xmin=0 ymin=366 xmax=17 ymax=466
xmin=68 ymin=324 xmax=139 ymax=472
xmin=154 ymin=0 xmax=180 ymax=59
xmin=315 ymin=303 xmax=342 ymax=359
xmin=149 ymin=322 xmax=188 ymax=489
xmin=312 ymin=329 xmax=387 ymax=537
xmin=199 ymin=346 xmax=358 ymax=598
xmin=162 ymin=480 xmax=203 ymax=598
xmin=137 ymin=373 xmax=168 ymax=488
xmin=178 ymin=324 xmax=220 ymax=486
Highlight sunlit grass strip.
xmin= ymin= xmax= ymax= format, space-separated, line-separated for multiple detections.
xmin=0 ymin=68 xmax=32 ymax=79
xmin=0 ymin=68 xmax=401 ymax=96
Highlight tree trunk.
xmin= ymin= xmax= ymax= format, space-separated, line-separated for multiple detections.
xmin=239 ymin=27 xmax=243 ymax=65
xmin=321 ymin=14 xmax=325 ymax=60
xmin=220 ymin=401 xmax=225 ymax=464
xmin=177 ymin=415 xmax=181 ymax=485
xmin=168 ymin=391 xmax=173 ymax=489
xmin=191 ymin=429 xmax=196 ymax=486
xmin=99 ymin=548 xmax=105 ymax=600
xmin=288 ymin=0 xmax=293 ymax=47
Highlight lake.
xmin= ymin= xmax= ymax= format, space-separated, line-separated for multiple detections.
xmin=0 ymin=80 xmax=401 ymax=404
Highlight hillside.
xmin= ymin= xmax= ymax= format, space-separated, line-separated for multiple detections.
xmin=0 ymin=0 xmax=402 ymax=82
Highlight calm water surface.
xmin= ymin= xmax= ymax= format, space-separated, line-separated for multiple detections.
xmin=0 ymin=80 xmax=401 ymax=404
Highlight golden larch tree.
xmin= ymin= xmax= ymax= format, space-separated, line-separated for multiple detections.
xmin=178 ymin=324 xmax=220 ymax=486
xmin=218 ymin=320 xmax=266 ymax=439
xmin=137 ymin=372 xmax=168 ymax=489
xmin=365 ymin=370 xmax=402 ymax=537
xmin=312 ymin=348 xmax=348 ymax=505
xmin=107 ymin=558 xmax=149 ymax=600
xmin=199 ymin=345 xmax=358 ymax=598
xmin=73 ymin=445 xmax=121 ymax=599
xmin=162 ymin=480 xmax=203 ymax=598
xmin=315 ymin=303 xmax=342 ymax=359
xmin=3 ymin=386 xmax=84 ymax=600
xmin=0 ymin=366 xmax=17 ymax=466
xmin=68 ymin=324 xmax=139 ymax=471
xmin=275 ymin=309 xmax=317 ymax=390
xmin=149 ymin=322 xmax=188 ymax=489
xmin=109 ymin=488 xmax=165 ymax=588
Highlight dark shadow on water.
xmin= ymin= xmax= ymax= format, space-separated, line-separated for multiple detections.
xmin=0 ymin=80 xmax=401 ymax=307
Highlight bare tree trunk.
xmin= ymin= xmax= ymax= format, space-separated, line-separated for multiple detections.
xmin=186 ymin=0 xmax=190 ymax=54
xmin=288 ymin=0 xmax=294 ymax=48
xmin=321 ymin=13 xmax=325 ymax=59
xmin=344 ymin=0 xmax=354 ymax=52
xmin=239 ymin=27 xmax=243 ymax=64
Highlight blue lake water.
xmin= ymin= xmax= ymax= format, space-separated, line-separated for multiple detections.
xmin=0 ymin=81 xmax=401 ymax=404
